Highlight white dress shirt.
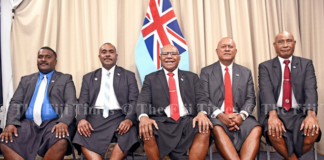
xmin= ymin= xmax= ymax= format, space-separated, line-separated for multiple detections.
xmin=211 ymin=62 xmax=249 ymax=118
xmin=94 ymin=66 xmax=121 ymax=110
xmin=276 ymin=56 xmax=299 ymax=109
xmin=138 ymin=68 xmax=189 ymax=120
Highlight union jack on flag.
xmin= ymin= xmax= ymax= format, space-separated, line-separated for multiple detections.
xmin=135 ymin=0 xmax=189 ymax=83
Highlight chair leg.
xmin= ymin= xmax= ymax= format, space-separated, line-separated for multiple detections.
xmin=130 ymin=152 xmax=134 ymax=160
xmin=266 ymin=144 xmax=270 ymax=160
xmin=314 ymin=143 xmax=317 ymax=160
xmin=209 ymin=146 xmax=213 ymax=160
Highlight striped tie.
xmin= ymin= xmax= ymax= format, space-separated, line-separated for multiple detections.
xmin=33 ymin=75 xmax=47 ymax=126
xmin=103 ymin=72 xmax=110 ymax=118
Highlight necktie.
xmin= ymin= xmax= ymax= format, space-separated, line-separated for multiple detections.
xmin=224 ymin=67 xmax=233 ymax=114
xmin=103 ymin=72 xmax=111 ymax=118
xmin=168 ymin=73 xmax=180 ymax=121
xmin=33 ymin=75 xmax=47 ymax=126
xmin=282 ymin=60 xmax=291 ymax=111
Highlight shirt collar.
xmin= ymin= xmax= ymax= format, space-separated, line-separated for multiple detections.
xmin=219 ymin=61 xmax=233 ymax=72
xmin=102 ymin=65 xmax=116 ymax=77
xmin=39 ymin=70 xmax=55 ymax=80
xmin=278 ymin=56 xmax=292 ymax=65
xmin=163 ymin=67 xmax=179 ymax=77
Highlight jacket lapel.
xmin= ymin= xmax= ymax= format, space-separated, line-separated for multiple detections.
xmin=48 ymin=71 xmax=60 ymax=94
xmin=290 ymin=56 xmax=299 ymax=93
xmin=113 ymin=66 xmax=122 ymax=98
xmin=212 ymin=61 xmax=224 ymax=97
xmin=26 ymin=73 xmax=39 ymax=105
xmin=158 ymin=70 xmax=170 ymax=100
xmin=91 ymin=69 xmax=102 ymax=106
xmin=273 ymin=57 xmax=282 ymax=96
xmin=232 ymin=63 xmax=241 ymax=96
xmin=178 ymin=70 xmax=186 ymax=103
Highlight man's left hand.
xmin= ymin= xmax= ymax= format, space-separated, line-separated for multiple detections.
xmin=300 ymin=111 xmax=320 ymax=137
xmin=229 ymin=113 xmax=243 ymax=131
xmin=117 ymin=119 xmax=133 ymax=135
xmin=51 ymin=122 xmax=69 ymax=139
xmin=193 ymin=112 xmax=213 ymax=134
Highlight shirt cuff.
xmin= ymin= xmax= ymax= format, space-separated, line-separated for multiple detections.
xmin=240 ymin=111 xmax=249 ymax=117
xmin=138 ymin=114 xmax=149 ymax=121
xmin=211 ymin=109 xmax=223 ymax=118
xmin=200 ymin=111 xmax=207 ymax=115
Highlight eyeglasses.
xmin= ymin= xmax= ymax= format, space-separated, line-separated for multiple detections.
xmin=160 ymin=52 xmax=179 ymax=56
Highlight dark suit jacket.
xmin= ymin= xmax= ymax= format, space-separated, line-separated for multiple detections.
xmin=6 ymin=71 xmax=77 ymax=126
xmin=136 ymin=69 xmax=209 ymax=121
xmin=200 ymin=61 xmax=256 ymax=116
xmin=77 ymin=66 xmax=139 ymax=124
xmin=258 ymin=56 xmax=318 ymax=124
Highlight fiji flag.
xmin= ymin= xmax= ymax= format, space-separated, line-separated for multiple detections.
xmin=135 ymin=0 xmax=189 ymax=83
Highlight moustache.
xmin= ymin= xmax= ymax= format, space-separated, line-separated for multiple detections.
xmin=39 ymin=62 xmax=49 ymax=65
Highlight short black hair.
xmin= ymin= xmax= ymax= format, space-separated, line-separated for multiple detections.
xmin=99 ymin=43 xmax=117 ymax=53
xmin=40 ymin=46 xmax=57 ymax=58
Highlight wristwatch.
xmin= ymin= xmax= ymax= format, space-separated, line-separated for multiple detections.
xmin=240 ymin=113 xmax=246 ymax=121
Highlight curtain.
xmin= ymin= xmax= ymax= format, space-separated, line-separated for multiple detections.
xmin=10 ymin=0 xmax=324 ymax=153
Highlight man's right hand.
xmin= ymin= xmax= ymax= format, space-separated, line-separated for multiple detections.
xmin=139 ymin=116 xmax=158 ymax=141
xmin=0 ymin=125 xmax=18 ymax=143
xmin=268 ymin=110 xmax=286 ymax=139
xmin=217 ymin=113 xmax=239 ymax=131
xmin=77 ymin=119 xmax=94 ymax=137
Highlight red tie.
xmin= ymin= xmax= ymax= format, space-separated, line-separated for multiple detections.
xmin=282 ymin=60 xmax=291 ymax=111
xmin=224 ymin=67 xmax=233 ymax=114
xmin=168 ymin=73 xmax=180 ymax=121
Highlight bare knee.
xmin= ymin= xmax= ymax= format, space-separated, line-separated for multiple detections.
xmin=194 ymin=132 xmax=210 ymax=144
xmin=304 ymin=135 xmax=318 ymax=146
xmin=143 ymin=136 xmax=158 ymax=148
xmin=53 ymin=139 xmax=68 ymax=152
xmin=213 ymin=125 xmax=224 ymax=135
xmin=252 ymin=126 xmax=262 ymax=136
xmin=267 ymin=132 xmax=285 ymax=144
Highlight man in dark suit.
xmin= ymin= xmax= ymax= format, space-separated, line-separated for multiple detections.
xmin=0 ymin=47 xmax=77 ymax=160
xmin=200 ymin=37 xmax=262 ymax=160
xmin=73 ymin=43 xmax=139 ymax=159
xmin=136 ymin=44 xmax=212 ymax=160
xmin=259 ymin=31 xmax=321 ymax=159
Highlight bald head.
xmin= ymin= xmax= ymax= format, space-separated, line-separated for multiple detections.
xmin=273 ymin=31 xmax=296 ymax=59
xmin=161 ymin=44 xmax=179 ymax=53
xmin=275 ymin=31 xmax=295 ymax=42
xmin=217 ymin=37 xmax=236 ymax=49
xmin=216 ymin=37 xmax=237 ymax=66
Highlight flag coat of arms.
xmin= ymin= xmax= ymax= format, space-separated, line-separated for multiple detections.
xmin=135 ymin=0 xmax=189 ymax=83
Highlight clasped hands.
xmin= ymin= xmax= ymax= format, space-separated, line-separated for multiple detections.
xmin=217 ymin=113 xmax=243 ymax=131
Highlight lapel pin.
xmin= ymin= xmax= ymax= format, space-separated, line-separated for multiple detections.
xmin=236 ymin=74 xmax=239 ymax=77
xmin=51 ymin=80 xmax=55 ymax=82
xmin=117 ymin=73 xmax=120 ymax=76
xmin=94 ymin=78 xmax=98 ymax=81
xmin=293 ymin=66 xmax=296 ymax=69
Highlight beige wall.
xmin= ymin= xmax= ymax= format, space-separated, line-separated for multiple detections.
xmin=11 ymin=0 xmax=324 ymax=154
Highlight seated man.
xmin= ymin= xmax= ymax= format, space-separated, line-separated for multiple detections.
xmin=73 ymin=43 xmax=140 ymax=160
xmin=0 ymin=47 xmax=77 ymax=160
xmin=136 ymin=44 xmax=211 ymax=160
xmin=200 ymin=37 xmax=262 ymax=160
xmin=259 ymin=31 xmax=321 ymax=160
